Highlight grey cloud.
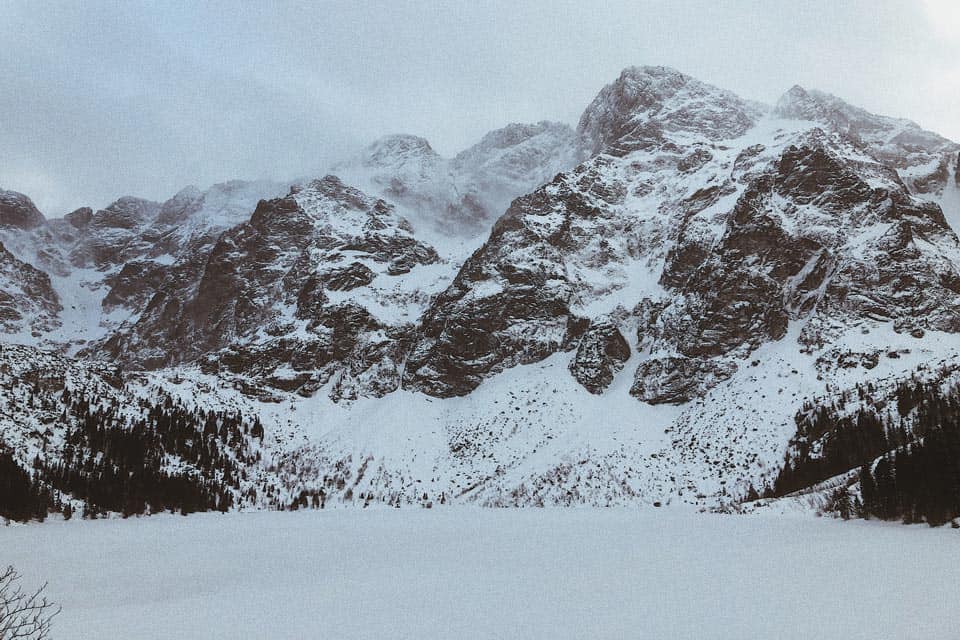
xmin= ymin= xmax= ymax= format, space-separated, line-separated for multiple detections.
xmin=1 ymin=0 xmax=956 ymax=215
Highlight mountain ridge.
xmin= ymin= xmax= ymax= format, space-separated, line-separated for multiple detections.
xmin=2 ymin=65 xmax=960 ymax=522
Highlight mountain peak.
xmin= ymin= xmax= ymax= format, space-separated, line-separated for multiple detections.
xmin=307 ymin=174 xmax=350 ymax=193
xmin=618 ymin=64 xmax=687 ymax=82
xmin=577 ymin=65 xmax=759 ymax=157
xmin=65 ymin=206 xmax=93 ymax=229
xmin=360 ymin=134 xmax=439 ymax=167
xmin=0 ymin=189 xmax=46 ymax=230
xmin=460 ymin=121 xmax=574 ymax=155
xmin=295 ymin=175 xmax=385 ymax=216
xmin=91 ymin=196 xmax=161 ymax=231
xmin=773 ymin=84 xmax=832 ymax=121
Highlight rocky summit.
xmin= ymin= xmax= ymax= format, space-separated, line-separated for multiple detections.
xmin=2 ymin=65 xmax=960 ymax=516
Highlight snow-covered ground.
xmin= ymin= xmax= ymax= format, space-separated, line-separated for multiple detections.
xmin=3 ymin=510 xmax=958 ymax=640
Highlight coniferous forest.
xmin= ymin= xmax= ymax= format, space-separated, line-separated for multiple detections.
xmin=771 ymin=373 xmax=960 ymax=525
xmin=0 ymin=385 xmax=264 ymax=522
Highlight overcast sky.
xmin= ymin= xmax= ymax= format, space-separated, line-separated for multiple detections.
xmin=1 ymin=0 xmax=957 ymax=216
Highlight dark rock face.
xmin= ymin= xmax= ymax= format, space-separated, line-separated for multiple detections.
xmin=0 ymin=190 xmax=46 ymax=230
xmin=156 ymin=186 xmax=204 ymax=226
xmin=90 ymin=197 xmax=160 ymax=231
xmin=775 ymin=145 xmax=874 ymax=207
xmin=65 ymin=207 xmax=93 ymax=229
xmin=656 ymin=133 xmax=960 ymax=361
xmin=630 ymin=357 xmax=737 ymax=404
xmin=658 ymin=164 xmax=830 ymax=358
xmin=101 ymin=261 xmax=169 ymax=312
xmin=569 ymin=322 xmax=630 ymax=394
xmin=0 ymin=242 xmax=61 ymax=335
xmin=321 ymin=262 xmax=376 ymax=291
xmin=69 ymin=197 xmax=162 ymax=268
xmin=107 ymin=176 xmax=439 ymax=399
xmin=403 ymin=183 xmax=589 ymax=397
xmin=802 ymin=195 xmax=960 ymax=343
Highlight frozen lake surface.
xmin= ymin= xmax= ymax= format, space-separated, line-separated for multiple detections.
xmin=3 ymin=509 xmax=959 ymax=639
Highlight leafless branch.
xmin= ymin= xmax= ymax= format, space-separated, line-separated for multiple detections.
xmin=0 ymin=566 xmax=60 ymax=640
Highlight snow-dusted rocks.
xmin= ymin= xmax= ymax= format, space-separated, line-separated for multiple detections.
xmin=72 ymin=196 xmax=162 ymax=267
xmin=0 ymin=243 xmax=61 ymax=336
xmin=404 ymin=67 xmax=785 ymax=397
xmin=64 ymin=206 xmax=93 ymax=229
xmin=629 ymin=356 xmax=736 ymax=404
xmin=401 ymin=179 xmax=591 ymax=397
xmin=653 ymin=134 xmax=960 ymax=404
xmin=577 ymin=66 xmax=761 ymax=157
xmin=107 ymin=176 xmax=441 ymax=399
xmin=774 ymin=85 xmax=960 ymax=195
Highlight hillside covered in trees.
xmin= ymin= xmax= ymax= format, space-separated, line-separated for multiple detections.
xmin=0 ymin=384 xmax=266 ymax=522
xmin=771 ymin=370 xmax=960 ymax=525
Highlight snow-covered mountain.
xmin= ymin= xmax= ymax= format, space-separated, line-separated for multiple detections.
xmin=105 ymin=176 xmax=444 ymax=401
xmin=0 ymin=180 xmax=288 ymax=354
xmin=3 ymin=65 xmax=960 ymax=521
xmin=773 ymin=85 xmax=959 ymax=194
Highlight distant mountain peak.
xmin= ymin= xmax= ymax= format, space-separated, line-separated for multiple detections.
xmin=456 ymin=121 xmax=574 ymax=157
xmin=360 ymin=134 xmax=439 ymax=167
xmin=90 ymin=196 xmax=161 ymax=231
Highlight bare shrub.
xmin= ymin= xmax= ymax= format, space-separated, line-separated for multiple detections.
xmin=0 ymin=566 xmax=59 ymax=639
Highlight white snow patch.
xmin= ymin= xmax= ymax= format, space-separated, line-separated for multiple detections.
xmin=3 ymin=509 xmax=959 ymax=640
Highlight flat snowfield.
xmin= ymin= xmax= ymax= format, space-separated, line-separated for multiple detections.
xmin=3 ymin=510 xmax=959 ymax=640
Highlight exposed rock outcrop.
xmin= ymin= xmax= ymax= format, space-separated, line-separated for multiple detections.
xmin=0 ymin=241 xmax=61 ymax=335
xmin=569 ymin=322 xmax=630 ymax=394
xmin=629 ymin=356 xmax=737 ymax=404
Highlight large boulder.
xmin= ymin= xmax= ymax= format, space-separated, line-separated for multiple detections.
xmin=569 ymin=321 xmax=630 ymax=394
